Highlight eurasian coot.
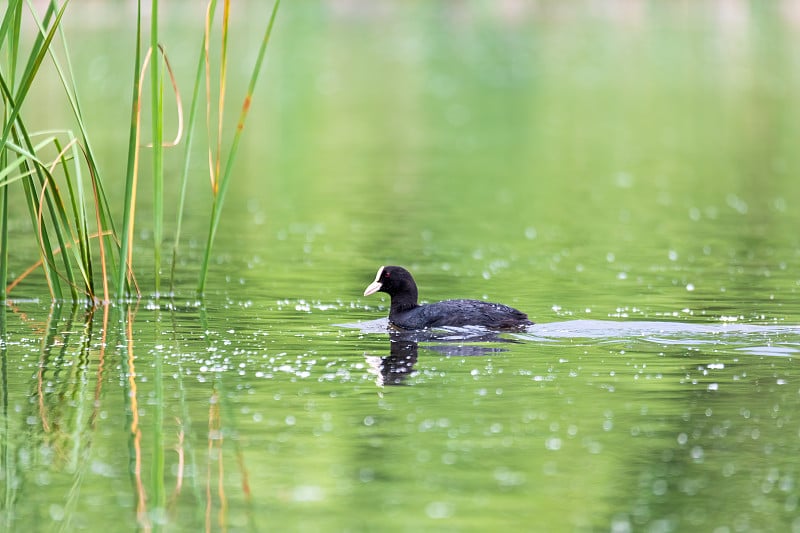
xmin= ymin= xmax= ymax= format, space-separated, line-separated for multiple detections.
xmin=363 ymin=265 xmax=533 ymax=330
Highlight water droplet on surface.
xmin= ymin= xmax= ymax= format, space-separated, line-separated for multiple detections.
xmin=691 ymin=446 xmax=704 ymax=462
xmin=652 ymin=479 xmax=668 ymax=496
xmin=292 ymin=485 xmax=323 ymax=502
xmin=49 ymin=504 xmax=65 ymax=521
xmin=425 ymin=501 xmax=454 ymax=519
xmin=615 ymin=171 xmax=633 ymax=188
xmin=545 ymin=437 xmax=562 ymax=451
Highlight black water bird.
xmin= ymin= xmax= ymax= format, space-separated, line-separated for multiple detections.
xmin=363 ymin=265 xmax=533 ymax=330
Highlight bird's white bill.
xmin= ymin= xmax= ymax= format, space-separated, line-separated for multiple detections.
xmin=363 ymin=266 xmax=384 ymax=296
xmin=363 ymin=281 xmax=382 ymax=296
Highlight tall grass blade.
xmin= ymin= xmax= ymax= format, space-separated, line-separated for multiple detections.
xmin=1 ymin=0 xmax=68 ymax=149
xmin=38 ymin=0 xmax=125 ymax=297
xmin=1 ymin=2 xmax=82 ymax=300
xmin=212 ymin=0 xmax=230 ymax=191
xmin=54 ymin=138 xmax=93 ymax=297
xmin=170 ymin=0 xmax=220 ymax=294
xmin=0 ymin=178 xmax=6 ymax=299
xmin=117 ymin=0 xmax=145 ymax=300
xmin=6 ymin=127 xmax=65 ymax=299
xmin=37 ymin=140 xmax=90 ymax=300
xmin=0 ymin=150 xmax=7 ymax=300
xmin=0 ymin=0 xmax=23 ymax=56
xmin=4 ymin=0 xmax=280 ymax=300
xmin=2 ymin=135 xmax=57 ymax=177
xmin=1 ymin=1 xmax=22 ymax=300
xmin=0 ymin=1 xmax=22 ymax=300
xmin=4 ymin=131 xmax=97 ymax=300
xmin=203 ymin=0 xmax=219 ymax=193
xmin=3 ymin=133 xmax=121 ymax=301
xmin=197 ymin=0 xmax=281 ymax=295
xmin=169 ymin=29 xmax=209 ymax=293
xmin=151 ymin=0 xmax=164 ymax=297
xmin=88 ymin=161 xmax=111 ymax=302
xmin=5 ymin=228 xmax=113 ymax=296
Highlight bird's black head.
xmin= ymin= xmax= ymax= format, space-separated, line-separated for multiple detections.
xmin=363 ymin=265 xmax=419 ymax=309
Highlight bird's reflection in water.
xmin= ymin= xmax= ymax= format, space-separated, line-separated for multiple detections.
xmin=365 ymin=328 xmax=521 ymax=386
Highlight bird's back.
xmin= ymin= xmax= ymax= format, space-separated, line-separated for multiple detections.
xmin=390 ymin=298 xmax=532 ymax=330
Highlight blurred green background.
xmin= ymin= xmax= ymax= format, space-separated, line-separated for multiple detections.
xmin=3 ymin=2 xmax=800 ymax=532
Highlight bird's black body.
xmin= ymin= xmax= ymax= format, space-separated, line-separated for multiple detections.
xmin=363 ymin=266 xmax=533 ymax=330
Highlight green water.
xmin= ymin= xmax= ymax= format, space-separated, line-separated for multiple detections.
xmin=4 ymin=2 xmax=800 ymax=532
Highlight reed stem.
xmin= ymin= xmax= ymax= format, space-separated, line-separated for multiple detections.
xmin=197 ymin=0 xmax=281 ymax=295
